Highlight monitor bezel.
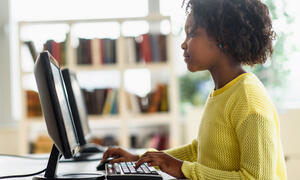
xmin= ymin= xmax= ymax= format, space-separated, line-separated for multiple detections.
xmin=62 ymin=68 xmax=92 ymax=146
xmin=34 ymin=51 xmax=79 ymax=159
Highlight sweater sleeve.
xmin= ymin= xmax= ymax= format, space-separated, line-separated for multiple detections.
xmin=164 ymin=139 xmax=198 ymax=162
xmin=181 ymin=113 xmax=278 ymax=180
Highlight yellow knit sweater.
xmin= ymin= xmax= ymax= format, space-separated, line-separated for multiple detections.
xmin=165 ymin=73 xmax=287 ymax=180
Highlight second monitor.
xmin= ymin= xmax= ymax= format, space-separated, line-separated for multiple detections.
xmin=62 ymin=68 xmax=105 ymax=156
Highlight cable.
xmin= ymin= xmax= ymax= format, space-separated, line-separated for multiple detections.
xmin=0 ymin=153 xmax=101 ymax=162
xmin=0 ymin=154 xmax=48 ymax=160
xmin=0 ymin=168 xmax=46 ymax=179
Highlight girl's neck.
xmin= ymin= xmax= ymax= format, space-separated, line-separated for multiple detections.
xmin=209 ymin=59 xmax=246 ymax=90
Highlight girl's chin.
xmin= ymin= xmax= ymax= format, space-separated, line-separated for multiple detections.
xmin=187 ymin=64 xmax=197 ymax=72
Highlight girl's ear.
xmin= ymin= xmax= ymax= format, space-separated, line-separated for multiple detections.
xmin=217 ymin=42 xmax=229 ymax=50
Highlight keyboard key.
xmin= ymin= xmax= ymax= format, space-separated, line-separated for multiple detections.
xmin=107 ymin=164 xmax=114 ymax=174
xmin=140 ymin=164 xmax=151 ymax=174
xmin=113 ymin=163 xmax=121 ymax=174
xmin=136 ymin=166 xmax=144 ymax=174
xmin=120 ymin=165 xmax=130 ymax=174
xmin=127 ymin=165 xmax=137 ymax=173
xmin=148 ymin=166 xmax=159 ymax=175
xmin=120 ymin=162 xmax=127 ymax=167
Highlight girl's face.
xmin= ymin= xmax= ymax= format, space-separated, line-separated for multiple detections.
xmin=181 ymin=14 xmax=220 ymax=72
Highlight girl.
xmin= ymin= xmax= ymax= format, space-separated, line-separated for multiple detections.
xmin=101 ymin=0 xmax=287 ymax=179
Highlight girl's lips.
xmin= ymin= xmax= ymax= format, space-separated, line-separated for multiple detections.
xmin=183 ymin=53 xmax=190 ymax=62
xmin=184 ymin=57 xmax=190 ymax=63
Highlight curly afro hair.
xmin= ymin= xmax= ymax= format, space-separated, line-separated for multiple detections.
xmin=183 ymin=0 xmax=275 ymax=66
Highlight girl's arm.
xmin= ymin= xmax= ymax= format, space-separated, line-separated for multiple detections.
xmin=163 ymin=139 xmax=198 ymax=162
xmin=181 ymin=113 xmax=279 ymax=180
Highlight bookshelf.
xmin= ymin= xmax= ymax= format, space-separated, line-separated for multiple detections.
xmin=18 ymin=15 xmax=180 ymax=154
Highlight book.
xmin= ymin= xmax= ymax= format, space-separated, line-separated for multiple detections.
xmin=110 ymin=90 xmax=118 ymax=115
xmin=87 ymin=39 xmax=92 ymax=64
xmin=137 ymin=95 xmax=150 ymax=113
xmin=100 ymin=39 xmax=105 ymax=64
xmin=148 ymin=84 xmax=164 ymax=113
xmin=77 ymin=38 xmax=92 ymax=64
xmin=91 ymin=38 xmax=102 ymax=66
xmin=160 ymin=84 xmax=169 ymax=112
xmin=149 ymin=34 xmax=160 ymax=62
xmin=126 ymin=92 xmax=141 ymax=114
xmin=102 ymin=89 xmax=113 ymax=115
xmin=158 ymin=35 xmax=167 ymax=62
xmin=140 ymin=34 xmax=152 ymax=63
xmin=24 ymin=41 xmax=37 ymax=62
xmin=26 ymin=90 xmax=42 ymax=117
xmin=135 ymin=36 xmax=142 ymax=63
xmin=82 ymin=89 xmax=92 ymax=114
xmin=125 ymin=37 xmax=136 ymax=64
xmin=94 ymin=89 xmax=107 ymax=114
xmin=43 ymin=40 xmax=68 ymax=66
xmin=59 ymin=41 xmax=66 ymax=66
xmin=112 ymin=39 xmax=117 ymax=64
xmin=52 ymin=40 xmax=61 ymax=65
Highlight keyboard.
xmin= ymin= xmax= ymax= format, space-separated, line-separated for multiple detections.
xmin=105 ymin=162 xmax=163 ymax=180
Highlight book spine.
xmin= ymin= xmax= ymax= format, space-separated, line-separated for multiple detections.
xmin=112 ymin=39 xmax=117 ymax=64
xmin=148 ymin=84 xmax=164 ymax=113
xmin=24 ymin=41 xmax=37 ymax=62
xmin=158 ymin=35 xmax=167 ymax=62
xmin=103 ymin=89 xmax=112 ymax=115
xmin=77 ymin=39 xmax=83 ymax=64
xmin=160 ymin=84 xmax=169 ymax=112
xmin=149 ymin=34 xmax=159 ymax=62
xmin=110 ymin=90 xmax=118 ymax=115
xmin=91 ymin=38 xmax=101 ymax=66
xmin=135 ymin=36 xmax=142 ymax=63
xmin=87 ymin=39 xmax=92 ymax=64
xmin=141 ymin=34 xmax=152 ymax=63
xmin=100 ymin=39 xmax=105 ymax=64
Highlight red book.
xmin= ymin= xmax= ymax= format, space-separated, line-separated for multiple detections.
xmin=141 ymin=34 xmax=152 ymax=63
xmin=148 ymin=84 xmax=164 ymax=113
xmin=51 ymin=41 xmax=61 ymax=65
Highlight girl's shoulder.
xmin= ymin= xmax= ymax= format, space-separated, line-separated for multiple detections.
xmin=227 ymin=73 xmax=275 ymax=115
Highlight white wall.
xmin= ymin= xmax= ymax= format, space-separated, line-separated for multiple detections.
xmin=0 ymin=0 xmax=14 ymax=125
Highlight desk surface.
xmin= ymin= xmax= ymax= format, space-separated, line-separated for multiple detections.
xmin=0 ymin=155 xmax=182 ymax=180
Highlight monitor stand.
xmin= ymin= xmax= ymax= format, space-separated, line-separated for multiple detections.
xmin=33 ymin=144 xmax=105 ymax=180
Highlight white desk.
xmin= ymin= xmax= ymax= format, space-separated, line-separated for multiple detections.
xmin=0 ymin=155 xmax=181 ymax=180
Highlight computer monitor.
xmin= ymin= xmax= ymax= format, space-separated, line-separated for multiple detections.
xmin=62 ymin=69 xmax=104 ymax=154
xmin=62 ymin=69 xmax=91 ymax=146
xmin=33 ymin=51 xmax=104 ymax=180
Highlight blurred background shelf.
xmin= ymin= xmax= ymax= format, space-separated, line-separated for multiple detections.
xmin=18 ymin=14 xmax=180 ymax=154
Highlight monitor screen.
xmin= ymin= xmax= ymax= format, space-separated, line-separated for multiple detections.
xmin=62 ymin=69 xmax=91 ymax=145
xmin=50 ymin=64 xmax=78 ymax=151
xmin=34 ymin=51 xmax=79 ymax=158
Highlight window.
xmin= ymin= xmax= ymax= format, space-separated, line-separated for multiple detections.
xmin=160 ymin=0 xmax=300 ymax=109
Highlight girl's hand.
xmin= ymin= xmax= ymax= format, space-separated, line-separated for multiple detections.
xmin=101 ymin=147 xmax=139 ymax=164
xmin=135 ymin=151 xmax=185 ymax=179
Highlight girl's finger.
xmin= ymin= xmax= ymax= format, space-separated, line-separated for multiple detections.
xmin=134 ymin=157 xmax=153 ymax=169
xmin=109 ymin=157 xmax=126 ymax=164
